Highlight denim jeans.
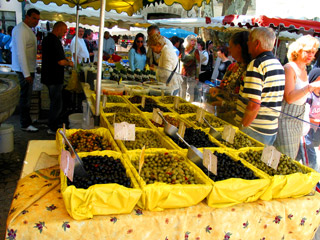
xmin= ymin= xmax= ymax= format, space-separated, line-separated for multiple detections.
xmin=241 ymin=127 xmax=277 ymax=146
xmin=47 ymin=84 xmax=64 ymax=131
xmin=17 ymin=72 xmax=34 ymax=128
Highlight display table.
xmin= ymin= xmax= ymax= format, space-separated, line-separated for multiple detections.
xmin=5 ymin=141 xmax=320 ymax=240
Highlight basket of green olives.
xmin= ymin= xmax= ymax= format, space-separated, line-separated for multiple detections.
xmin=183 ymin=113 xmax=228 ymax=129
xmin=101 ymin=112 xmax=154 ymax=132
xmin=212 ymin=127 xmax=264 ymax=150
xmin=56 ymin=127 xmax=121 ymax=153
xmin=237 ymin=149 xmax=320 ymax=200
xmin=60 ymin=151 xmax=142 ymax=220
xmin=92 ymin=93 xmax=126 ymax=103
xmin=102 ymin=103 xmax=138 ymax=114
xmin=116 ymin=128 xmax=176 ymax=153
xmin=125 ymin=149 xmax=212 ymax=211
xmin=171 ymin=103 xmax=199 ymax=115
xmin=154 ymin=96 xmax=187 ymax=104
xmin=191 ymin=148 xmax=270 ymax=208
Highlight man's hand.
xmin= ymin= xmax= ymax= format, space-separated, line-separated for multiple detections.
xmin=25 ymin=76 xmax=33 ymax=84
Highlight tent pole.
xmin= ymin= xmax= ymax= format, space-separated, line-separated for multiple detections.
xmin=74 ymin=5 xmax=80 ymax=68
xmin=94 ymin=0 xmax=106 ymax=125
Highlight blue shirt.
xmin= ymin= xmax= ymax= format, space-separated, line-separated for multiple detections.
xmin=129 ymin=48 xmax=146 ymax=71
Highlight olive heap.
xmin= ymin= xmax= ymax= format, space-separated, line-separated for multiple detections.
xmin=158 ymin=96 xmax=187 ymax=104
xmin=151 ymin=115 xmax=180 ymax=128
xmin=171 ymin=128 xmax=217 ymax=148
xmin=132 ymin=153 xmax=200 ymax=184
xmin=138 ymin=103 xmax=171 ymax=113
xmin=124 ymin=131 xmax=166 ymax=150
xmin=202 ymin=151 xmax=258 ymax=182
xmin=128 ymin=95 xmax=157 ymax=104
xmin=103 ymin=106 xmax=130 ymax=113
xmin=238 ymin=150 xmax=308 ymax=176
xmin=187 ymin=115 xmax=225 ymax=128
xmin=67 ymin=155 xmax=131 ymax=189
xmin=107 ymin=113 xmax=150 ymax=128
xmin=67 ymin=131 xmax=112 ymax=152
xmin=104 ymin=95 xmax=125 ymax=103
xmin=174 ymin=104 xmax=198 ymax=114
xmin=219 ymin=132 xmax=258 ymax=149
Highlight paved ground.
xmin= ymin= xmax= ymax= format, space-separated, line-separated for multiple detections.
xmin=0 ymin=110 xmax=55 ymax=240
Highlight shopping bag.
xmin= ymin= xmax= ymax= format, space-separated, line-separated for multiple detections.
xmin=65 ymin=70 xmax=82 ymax=93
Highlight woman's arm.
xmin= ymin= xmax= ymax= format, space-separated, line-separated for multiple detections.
xmin=284 ymin=63 xmax=310 ymax=104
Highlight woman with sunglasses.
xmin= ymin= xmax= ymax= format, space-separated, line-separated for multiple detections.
xmin=129 ymin=33 xmax=147 ymax=71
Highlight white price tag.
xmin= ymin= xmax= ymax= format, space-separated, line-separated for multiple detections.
xmin=196 ymin=108 xmax=205 ymax=123
xmin=261 ymin=146 xmax=281 ymax=170
xmin=152 ymin=108 xmax=163 ymax=125
xmin=102 ymin=95 xmax=107 ymax=107
xmin=203 ymin=149 xmax=217 ymax=175
xmin=141 ymin=96 xmax=146 ymax=109
xmin=138 ymin=145 xmax=146 ymax=175
xmin=222 ymin=125 xmax=236 ymax=144
xmin=114 ymin=122 xmax=136 ymax=141
xmin=60 ymin=150 xmax=75 ymax=182
xmin=174 ymin=97 xmax=180 ymax=110
xmin=178 ymin=121 xmax=186 ymax=139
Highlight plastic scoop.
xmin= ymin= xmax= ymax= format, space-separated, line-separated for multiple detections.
xmin=203 ymin=117 xmax=223 ymax=140
xmin=176 ymin=133 xmax=203 ymax=167
xmin=157 ymin=111 xmax=179 ymax=140
xmin=58 ymin=130 xmax=88 ymax=177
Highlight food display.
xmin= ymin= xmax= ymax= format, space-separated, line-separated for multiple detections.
xmin=123 ymin=130 xmax=168 ymax=150
xmin=67 ymin=130 xmax=113 ymax=152
xmin=150 ymin=114 xmax=180 ymax=128
xmin=202 ymin=151 xmax=259 ymax=181
xmin=156 ymin=96 xmax=187 ymax=104
xmin=67 ymin=155 xmax=131 ymax=189
xmin=106 ymin=113 xmax=151 ymax=128
xmin=186 ymin=114 xmax=225 ymax=128
xmin=173 ymin=104 xmax=198 ymax=114
xmin=131 ymin=152 xmax=200 ymax=184
xmin=238 ymin=150 xmax=308 ymax=176
xmin=104 ymin=95 xmax=125 ymax=103
xmin=218 ymin=132 xmax=262 ymax=149
xmin=137 ymin=103 xmax=171 ymax=113
xmin=170 ymin=128 xmax=217 ymax=148
xmin=103 ymin=106 xmax=130 ymax=113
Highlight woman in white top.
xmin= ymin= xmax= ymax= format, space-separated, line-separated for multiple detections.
xmin=147 ymin=33 xmax=182 ymax=95
xmin=197 ymin=39 xmax=208 ymax=83
xmin=274 ymin=35 xmax=320 ymax=159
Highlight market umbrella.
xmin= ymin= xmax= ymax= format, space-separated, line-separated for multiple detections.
xmin=159 ymin=28 xmax=196 ymax=39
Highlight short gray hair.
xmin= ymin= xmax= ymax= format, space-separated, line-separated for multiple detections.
xmin=250 ymin=27 xmax=276 ymax=51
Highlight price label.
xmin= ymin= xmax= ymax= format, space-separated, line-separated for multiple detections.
xmin=152 ymin=108 xmax=163 ymax=125
xmin=174 ymin=97 xmax=180 ymax=110
xmin=222 ymin=125 xmax=236 ymax=144
xmin=141 ymin=96 xmax=146 ymax=109
xmin=178 ymin=121 xmax=186 ymax=139
xmin=114 ymin=122 xmax=136 ymax=141
xmin=196 ymin=108 xmax=205 ymax=123
xmin=60 ymin=150 xmax=75 ymax=181
xmin=203 ymin=149 xmax=217 ymax=175
xmin=261 ymin=145 xmax=281 ymax=170
xmin=139 ymin=145 xmax=146 ymax=175
xmin=102 ymin=95 xmax=107 ymax=107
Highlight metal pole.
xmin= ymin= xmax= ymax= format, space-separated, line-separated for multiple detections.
xmin=94 ymin=0 xmax=106 ymax=125
xmin=74 ymin=5 xmax=80 ymax=68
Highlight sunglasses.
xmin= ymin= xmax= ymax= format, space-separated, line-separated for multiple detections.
xmin=136 ymin=40 xmax=144 ymax=43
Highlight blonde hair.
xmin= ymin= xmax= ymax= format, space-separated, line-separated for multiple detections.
xmin=250 ymin=27 xmax=276 ymax=51
xmin=184 ymin=34 xmax=197 ymax=48
xmin=287 ymin=35 xmax=320 ymax=61
xmin=147 ymin=33 xmax=166 ymax=47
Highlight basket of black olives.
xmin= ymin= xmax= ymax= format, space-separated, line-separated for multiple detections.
xmin=114 ymin=128 xmax=176 ymax=153
xmin=125 ymin=149 xmax=212 ymax=211
xmin=237 ymin=149 xmax=320 ymax=200
xmin=60 ymin=151 xmax=142 ymax=220
xmin=195 ymin=148 xmax=270 ymax=208
xmin=56 ymin=127 xmax=121 ymax=153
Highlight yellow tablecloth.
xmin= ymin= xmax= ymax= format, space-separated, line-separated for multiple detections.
xmin=6 ymin=165 xmax=320 ymax=240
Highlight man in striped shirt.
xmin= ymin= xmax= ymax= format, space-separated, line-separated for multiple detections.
xmin=235 ymin=27 xmax=285 ymax=145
